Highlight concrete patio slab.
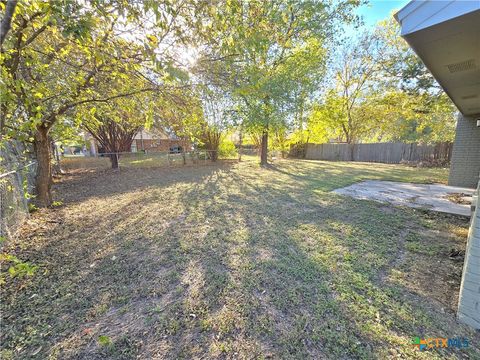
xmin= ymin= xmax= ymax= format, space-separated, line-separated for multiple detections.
xmin=333 ymin=181 xmax=474 ymax=216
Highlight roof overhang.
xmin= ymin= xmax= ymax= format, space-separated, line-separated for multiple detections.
xmin=395 ymin=1 xmax=480 ymax=116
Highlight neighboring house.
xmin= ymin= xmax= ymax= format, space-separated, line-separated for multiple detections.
xmin=130 ymin=128 xmax=188 ymax=153
xmin=86 ymin=128 xmax=188 ymax=155
xmin=395 ymin=0 xmax=480 ymax=328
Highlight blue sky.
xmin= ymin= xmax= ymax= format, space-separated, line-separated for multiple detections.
xmin=358 ymin=0 xmax=410 ymax=27
xmin=340 ymin=0 xmax=410 ymax=39
xmin=325 ymin=0 xmax=410 ymax=84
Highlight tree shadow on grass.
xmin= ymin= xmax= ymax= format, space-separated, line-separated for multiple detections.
xmin=2 ymin=160 xmax=477 ymax=359
xmin=161 ymin=164 xmax=478 ymax=359
xmin=2 ymin=164 xmax=244 ymax=359
xmin=267 ymin=160 xmax=449 ymax=192
xmin=123 ymin=164 xmax=477 ymax=359
xmin=54 ymin=161 xmax=237 ymax=205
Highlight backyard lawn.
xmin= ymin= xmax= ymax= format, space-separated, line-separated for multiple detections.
xmin=2 ymin=159 xmax=479 ymax=359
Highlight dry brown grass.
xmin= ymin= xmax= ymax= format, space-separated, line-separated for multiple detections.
xmin=1 ymin=158 xmax=478 ymax=359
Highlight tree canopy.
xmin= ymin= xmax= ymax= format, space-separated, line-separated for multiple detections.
xmin=192 ymin=0 xmax=361 ymax=164
xmin=1 ymin=0 xmax=457 ymax=206
xmin=303 ymin=17 xmax=456 ymax=146
xmin=1 ymin=0 xmax=201 ymax=205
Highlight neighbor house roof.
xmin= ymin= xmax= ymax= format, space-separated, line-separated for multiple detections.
xmin=134 ymin=128 xmax=172 ymax=140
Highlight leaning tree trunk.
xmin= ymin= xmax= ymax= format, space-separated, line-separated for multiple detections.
xmin=34 ymin=126 xmax=53 ymax=207
xmin=260 ymin=130 xmax=268 ymax=166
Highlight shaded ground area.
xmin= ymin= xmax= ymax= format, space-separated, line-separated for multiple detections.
xmin=2 ymin=159 xmax=479 ymax=359
xmin=333 ymin=181 xmax=474 ymax=217
xmin=60 ymin=152 xmax=238 ymax=172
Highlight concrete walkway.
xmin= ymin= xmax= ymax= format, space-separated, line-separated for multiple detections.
xmin=333 ymin=181 xmax=474 ymax=216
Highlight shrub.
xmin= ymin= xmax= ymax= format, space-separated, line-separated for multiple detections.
xmin=218 ymin=138 xmax=238 ymax=158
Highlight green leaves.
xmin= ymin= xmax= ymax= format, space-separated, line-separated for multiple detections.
xmin=0 ymin=253 xmax=38 ymax=281
xmin=194 ymin=0 xmax=344 ymax=138
xmin=145 ymin=104 xmax=154 ymax=130
xmin=1 ymin=0 xmax=198 ymax=139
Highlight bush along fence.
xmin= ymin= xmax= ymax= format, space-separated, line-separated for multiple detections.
xmin=290 ymin=142 xmax=452 ymax=165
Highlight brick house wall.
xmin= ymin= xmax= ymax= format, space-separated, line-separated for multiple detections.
xmin=449 ymin=114 xmax=480 ymax=188
xmin=132 ymin=139 xmax=188 ymax=152
xmin=457 ymin=185 xmax=480 ymax=329
xmin=452 ymin=113 xmax=480 ymax=328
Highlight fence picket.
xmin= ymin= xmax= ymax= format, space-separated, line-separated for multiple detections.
xmin=299 ymin=142 xmax=452 ymax=164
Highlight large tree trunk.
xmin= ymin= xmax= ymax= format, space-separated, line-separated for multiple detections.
xmin=109 ymin=153 xmax=119 ymax=169
xmin=238 ymin=128 xmax=243 ymax=162
xmin=34 ymin=126 xmax=52 ymax=207
xmin=181 ymin=140 xmax=187 ymax=165
xmin=260 ymin=130 xmax=268 ymax=166
xmin=210 ymin=150 xmax=218 ymax=162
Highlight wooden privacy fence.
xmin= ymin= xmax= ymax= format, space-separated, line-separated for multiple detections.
xmin=301 ymin=142 xmax=452 ymax=164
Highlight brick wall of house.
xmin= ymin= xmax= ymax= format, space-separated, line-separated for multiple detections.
xmin=448 ymin=114 xmax=480 ymax=188
xmin=457 ymin=185 xmax=480 ymax=329
xmin=133 ymin=139 xmax=187 ymax=152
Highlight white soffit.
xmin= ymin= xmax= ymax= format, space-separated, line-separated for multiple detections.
xmin=395 ymin=0 xmax=480 ymax=36
xmin=395 ymin=1 xmax=480 ymax=116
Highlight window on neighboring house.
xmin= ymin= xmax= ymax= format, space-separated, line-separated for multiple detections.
xmin=131 ymin=141 xmax=137 ymax=153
